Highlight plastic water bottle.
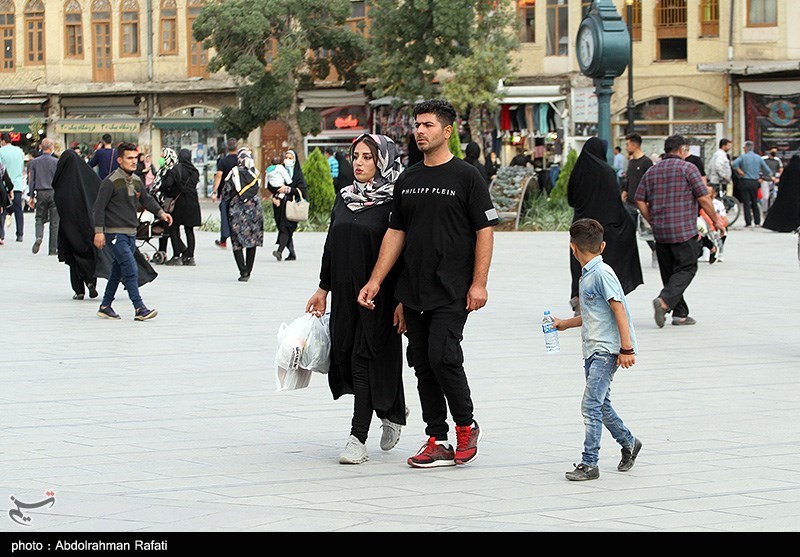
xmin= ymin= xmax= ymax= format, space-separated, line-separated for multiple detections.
xmin=542 ymin=310 xmax=560 ymax=354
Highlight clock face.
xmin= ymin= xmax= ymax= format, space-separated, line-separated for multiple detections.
xmin=578 ymin=25 xmax=596 ymax=72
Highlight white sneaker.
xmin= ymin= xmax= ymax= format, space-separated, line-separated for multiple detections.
xmin=339 ymin=435 xmax=368 ymax=464
xmin=380 ymin=419 xmax=402 ymax=451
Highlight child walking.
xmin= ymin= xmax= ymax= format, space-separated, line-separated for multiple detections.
xmin=553 ymin=218 xmax=642 ymax=481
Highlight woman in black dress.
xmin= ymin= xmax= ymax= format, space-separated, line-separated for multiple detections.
xmin=306 ymin=134 xmax=407 ymax=465
xmin=567 ymin=136 xmax=643 ymax=314
xmin=161 ymin=149 xmax=202 ymax=265
xmin=763 ymin=155 xmax=800 ymax=232
xmin=272 ymin=149 xmax=308 ymax=261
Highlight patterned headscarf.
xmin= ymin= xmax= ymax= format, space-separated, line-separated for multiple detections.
xmin=229 ymin=147 xmax=260 ymax=194
xmin=340 ymin=134 xmax=404 ymax=213
xmin=153 ymin=147 xmax=177 ymax=192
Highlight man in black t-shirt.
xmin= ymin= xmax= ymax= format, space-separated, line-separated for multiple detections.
xmin=211 ymin=137 xmax=238 ymax=248
xmin=358 ymin=99 xmax=498 ymax=469
xmin=623 ymin=133 xmax=656 ymax=266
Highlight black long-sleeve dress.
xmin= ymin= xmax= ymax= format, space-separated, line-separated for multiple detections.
xmin=319 ymin=195 xmax=405 ymax=424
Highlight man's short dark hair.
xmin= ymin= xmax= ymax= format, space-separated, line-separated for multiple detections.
xmin=570 ymin=218 xmax=604 ymax=254
xmin=413 ymin=99 xmax=457 ymax=128
xmin=226 ymin=137 xmax=238 ymax=152
xmin=117 ymin=142 xmax=138 ymax=157
xmin=625 ymin=133 xmax=642 ymax=146
xmin=614 ymin=146 xmax=621 ymax=153
xmin=102 ymin=133 xmax=113 ymax=144
xmin=1 ymin=132 xmax=12 ymax=143
xmin=664 ymin=134 xmax=687 ymax=154
xmin=719 ymin=138 xmax=731 ymax=149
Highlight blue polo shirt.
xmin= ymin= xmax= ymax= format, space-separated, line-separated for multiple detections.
xmin=579 ymin=255 xmax=638 ymax=359
xmin=732 ymin=151 xmax=772 ymax=181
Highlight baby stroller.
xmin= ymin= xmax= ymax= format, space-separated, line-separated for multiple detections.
xmin=136 ymin=192 xmax=171 ymax=264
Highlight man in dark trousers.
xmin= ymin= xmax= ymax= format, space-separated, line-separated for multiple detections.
xmin=358 ymin=99 xmax=498 ymax=468
xmin=211 ymin=137 xmax=238 ymax=248
xmin=636 ymin=135 xmax=724 ymax=328
xmin=93 ymin=142 xmax=172 ymax=321
xmin=88 ymin=134 xmax=119 ymax=180
xmin=622 ymin=133 xmax=655 ymax=267
xmin=27 ymin=138 xmax=60 ymax=255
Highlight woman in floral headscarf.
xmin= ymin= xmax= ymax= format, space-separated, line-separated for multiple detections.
xmin=221 ymin=147 xmax=264 ymax=281
xmin=305 ymin=133 xmax=407 ymax=465
xmin=153 ymin=148 xmax=178 ymax=259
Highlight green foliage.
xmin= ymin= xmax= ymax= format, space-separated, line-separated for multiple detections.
xmin=297 ymin=110 xmax=322 ymax=137
xmin=549 ymin=149 xmax=577 ymax=206
xmin=302 ymin=148 xmax=336 ymax=221
xmin=518 ymin=193 xmax=573 ymax=231
xmin=449 ymin=132 xmax=463 ymax=159
xmin=193 ymin=0 xmax=365 ymax=137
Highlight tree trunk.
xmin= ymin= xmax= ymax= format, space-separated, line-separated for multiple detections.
xmin=284 ymin=93 xmax=304 ymax=163
xmin=468 ymin=106 xmax=483 ymax=163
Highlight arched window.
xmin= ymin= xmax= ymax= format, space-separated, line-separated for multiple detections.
xmin=0 ymin=0 xmax=14 ymax=71
xmin=91 ymin=0 xmax=113 ymax=81
xmin=160 ymin=0 xmax=177 ymax=55
xmin=64 ymin=0 xmax=83 ymax=59
xmin=121 ymin=0 xmax=139 ymax=56
xmin=187 ymin=0 xmax=207 ymax=77
xmin=24 ymin=0 xmax=45 ymax=65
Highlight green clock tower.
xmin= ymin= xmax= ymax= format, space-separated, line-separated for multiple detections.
xmin=576 ymin=0 xmax=631 ymax=163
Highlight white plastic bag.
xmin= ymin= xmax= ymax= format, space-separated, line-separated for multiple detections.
xmin=300 ymin=314 xmax=331 ymax=374
xmin=275 ymin=313 xmax=315 ymax=372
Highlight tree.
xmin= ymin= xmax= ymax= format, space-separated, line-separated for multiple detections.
xmin=549 ymin=149 xmax=577 ymax=206
xmin=193 ymin=0 xmax=366 ymax=157
xmin=302 ymin=148 xmax=335 ymax=222
xmin=442 ymin=1 xmax=520 ymax=148
xmin=449 ymin=129 xmax=463 ymax=159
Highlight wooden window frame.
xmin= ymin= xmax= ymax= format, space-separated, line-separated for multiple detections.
xmin=517 ymin=1 xmax=535 ymax=44
xmin=746 ymin=0 xmax=777 ymax=28
xmin=699 ymin=0 xmax=719 ymax=37
xmin=546 ymin=0 xmax=568 ymax=57
xmin=0 ymin=0 xmax=15 ymax=72
xmin=91 ymin=0 xmax=113 ymax=82
xmin=24 ymin=0 xmax=45 ymax=66
xmin=64 ymin=0 xmax=84 ymax=59
xmin=160 ymin=0 xmax=178 ymax=56
xmin=187 ymin=0 xmax=208 ymax=77
xmin=624 ymin=0 xmax=642 ymax=42
xmin=120 ymin=0 xmax=140 ymax=57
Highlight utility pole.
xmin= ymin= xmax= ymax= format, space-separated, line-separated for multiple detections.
xmin=626 ymin=0 xmax=635 ymax=135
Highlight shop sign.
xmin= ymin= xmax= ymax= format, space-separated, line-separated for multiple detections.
xmin=55 ymin=121 xmax=141 ymax=134
xmin=745 ymin=92 xmax=800 ymax=159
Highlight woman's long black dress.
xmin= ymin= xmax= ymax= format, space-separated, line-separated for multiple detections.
xmin=274 ymin=163 xmax=308 ymax=257
xmin=763 ymin=155 xmax=800 ymax=232
xmin=568 ymin=137 xmax=643 ymax=300
xmin=320 ymin=196 xmax=405 ymax=425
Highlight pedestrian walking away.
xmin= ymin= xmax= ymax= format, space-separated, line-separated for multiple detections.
xmin=553 ymin=218 xmax=641 ymax=481
xmin=159 ymin=149 xmax=202 ymax=266
xmin=306 ymin=133 xmax=408 ymax=465
xmin=636 ymin=135 xmax=724 ymax=327
xmin=568 ymin=136 xmax=642 ymax=316
xmin=221 ymin=147 xmax=264 ymax=281
xmin=87 ymin=133 xmax=119 ymax=180
xmin=0 ymin=132 xmax=26 ymax=243
xmin=212 ymin=137 xmax=239 ymax=249
xmin=732 ymin=141 xmax=772 ymax=227
xmin=357 ymin=99 xmax=499 ymax=469
xmin=27 ymin=138 xmax=61 ymax=256
xmin=92 ymin=142 xmax=173 ymax=320
xmin=763 ymin=154 xmax=800 ymax=233
xmin=622 ymin=133 xmax=656 ymax=268
xmin=51 ymin=149 xmax=103 ymax=300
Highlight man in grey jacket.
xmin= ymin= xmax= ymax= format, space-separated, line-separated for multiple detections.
xmin=93 ymin=142 xmax=172 ymax=321
xmin=27 ymin=138 xmax=60 ymax=255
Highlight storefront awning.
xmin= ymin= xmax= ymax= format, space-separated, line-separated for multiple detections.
xmin=697 ymin=60 xmax=800 ymax=75
xmin=0 ymin=97 xmax=48 ymax=106
xmin=499 ymin=85 xmax=565 ymax=104
xmin=0 ymin=118 xmax=48 ymax=133
xmin=298 ymin=89 xmax=367 ymax=109
xmin=151 ymin=118 xmax=217 ymax=130
xmin=55 ymin=119 xmax=142 ymax=134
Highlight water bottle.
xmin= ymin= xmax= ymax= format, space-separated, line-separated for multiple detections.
xmin=542 ymin=310 xmax=560 ymax=353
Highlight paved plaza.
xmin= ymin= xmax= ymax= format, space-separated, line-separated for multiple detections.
xmin=2 ymin=205 xmax=799 ymax=532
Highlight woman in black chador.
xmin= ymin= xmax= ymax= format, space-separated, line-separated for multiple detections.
xmin=568 ymin=136 xmax=643 ymax=313
xmin=763 ymin=155 xmax=800 ymax=232
xmin=160 ymin=148 xmax=202 ymax=265
xmin=271 ymin=149 xmax=308 ymax=261
xmin=306 ymin=133 xmax=407 ymax=465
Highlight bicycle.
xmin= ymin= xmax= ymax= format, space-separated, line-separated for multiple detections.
xmin=715 ymin=183 xmax=741 ymax=226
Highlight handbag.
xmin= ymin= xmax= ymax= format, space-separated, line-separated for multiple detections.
xmin=163 ymin=193 xmax=180 ymax=213
xmin=285 ymin=190 xmax=309 ymax=222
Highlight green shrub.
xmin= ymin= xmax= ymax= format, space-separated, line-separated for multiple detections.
xmin=549 ymin=148 xmax=577 ymax=206
xmin=448 ymin=131 xmax=463 ymax=159
xmin=518 ymin=192 xmax=572 ymax=231
xmin=302 ymin=147 xmax=336 ymax=221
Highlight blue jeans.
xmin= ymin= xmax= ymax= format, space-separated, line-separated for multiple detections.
xmin=580 ymin=352 xmax=635 ymax=467
xmin=101 ymin=233 xmax=143 ymax=310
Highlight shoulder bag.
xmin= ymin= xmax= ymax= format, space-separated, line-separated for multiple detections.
xmin=285 ymin=190 xmax=309 ymax=222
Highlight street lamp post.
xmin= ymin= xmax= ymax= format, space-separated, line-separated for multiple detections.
xmin=626 ymin=0 xmax=635 ymax=135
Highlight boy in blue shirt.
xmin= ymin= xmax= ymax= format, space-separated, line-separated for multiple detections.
xmin=554 ymin=218 xmax=642 ymax=481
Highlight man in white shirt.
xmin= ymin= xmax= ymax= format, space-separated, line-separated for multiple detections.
xmin=707 ymin=138 xmax=732 ymax=196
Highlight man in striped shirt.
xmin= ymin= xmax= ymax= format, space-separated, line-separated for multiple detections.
xmin=635 ymin=135 xmax=724 ymax=328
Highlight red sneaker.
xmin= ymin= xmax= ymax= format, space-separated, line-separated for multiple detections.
xmin=454 ymin=421 xmax=481 ymax=465
xmin=407 ymin=437 xmax=455 ymax=468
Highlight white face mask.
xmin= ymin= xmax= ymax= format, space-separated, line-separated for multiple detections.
xmin=284 ymin=158 xmax=295 ymax=167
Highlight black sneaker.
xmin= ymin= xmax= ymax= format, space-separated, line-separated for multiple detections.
xmin=238 ymin=273 xmax=250 ymax=282
xmin=73 ymin=293 xmax=84 ymax=300
xmin=165 ymin=256 xmax=183 ymax=266
xmin=88 ymin=284 xmax=99 ymax=299
xmin=97 ymin=305 xmax=121 ymax=320
xmin=182 ymin=257 xmax=196 ymax=266
xmin=272 ymin=250 xmax=282 ymax=261
xmin=618 ymin=439 xmax=643 ymax=472
xmin=565 ymin=463 xmax=599 ymax=481
xmin=134 ymin=307 xmax=158 ymax=321
xmin=32 ymin=238 xmax=42 ymax=254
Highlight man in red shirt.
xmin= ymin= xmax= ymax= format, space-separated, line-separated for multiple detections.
xmin=635 ymin=135 xmax=723 ymax=328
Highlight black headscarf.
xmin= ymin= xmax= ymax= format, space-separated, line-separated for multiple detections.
xmin=763 ymin=154 xmax=800 ymax=232
xmin=175 ymin=148 xmax=200 ymax=194
xmin=52 ymin=149 xmax=157 ymax=287
xmin=334 ymin=151 xmax=354 ymax=188
xmin=464 ymin=141 xmax=488 ymax=183
xmin=567 ymin=136 xmax=643 ymax=297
